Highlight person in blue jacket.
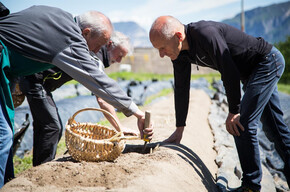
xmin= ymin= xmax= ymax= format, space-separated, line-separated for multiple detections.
xmin=149 ymin=16 xmax=289 ymax=192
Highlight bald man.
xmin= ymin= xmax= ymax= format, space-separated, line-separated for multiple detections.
xmin=149 ymin=16 xmax=290 ymax=192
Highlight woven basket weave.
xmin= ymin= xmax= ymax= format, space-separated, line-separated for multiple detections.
xmin=65 ymin=108 xmax=139 ymax=162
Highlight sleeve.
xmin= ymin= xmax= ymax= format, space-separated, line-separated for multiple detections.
xmin=95 ymin=48 xmax=104 ymax=62
xmin=201 ymin=26 xmax=241 ymax=114
xmin=52 ymin=42 xmax=138 ymax=117
xmin=172 ymin=55 xmax=191 ymax=127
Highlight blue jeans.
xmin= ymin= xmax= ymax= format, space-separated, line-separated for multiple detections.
xmin=0 ymin=97 xmax=14 ymax=188
xmin=235 ymin=46 xmax=290 ymax=190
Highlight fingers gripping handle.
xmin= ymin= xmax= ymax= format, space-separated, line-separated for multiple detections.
xmin=144 ymin=111 xmax=151 ymax=142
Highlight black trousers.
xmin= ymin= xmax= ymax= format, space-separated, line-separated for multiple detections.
xmin=20 ymin=78 xmax=63 ymax=166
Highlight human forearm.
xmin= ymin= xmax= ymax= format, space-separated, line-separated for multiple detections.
xmin=97 ymin=97 xmax=121 ymax=131
xmin=173 ymin=59 xmax=191 ymax=127
xmin=53 ymin=47 xmax=136 ymax=116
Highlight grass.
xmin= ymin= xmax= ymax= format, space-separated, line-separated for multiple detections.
xmin=97 ymin=112 xmax=126 ymax=127
xmin=278 ymin=83 xmax=290 ymax=94
xmin=61 ymin=72 xmax=290 ymax=94
xmin=64 ymin=72 xmax=221 ymax=84
xmin=64 ymin=72 xmax=174 ymax=85
xmin=144 ymin=88 xmax=173 ymax=106
xmin=108 ymin=71 xmax=174 ymax=81
xmin=96 ymin=89 xmax=174 ymax=126
xmin=56 ymin=137 xmax=68 ymax=156
xmin=13 ymin=154 xmax=33 ymax=175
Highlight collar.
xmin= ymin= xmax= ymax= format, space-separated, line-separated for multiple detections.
xmin=184 ymin=23 xmax=196 ymax=56
xmin=74 ymin=15 xmax=81 ymax=30
xmin=96 ymin=46 xmax=111 ymax=68
xmin=183 ymin=23 xmax=198 ymax=64
xmin=102 ymin=46 xmax=111 ymax=68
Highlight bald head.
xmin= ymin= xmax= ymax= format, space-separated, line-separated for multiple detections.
xmin=149 ymin=16 xmax=187 ymax=60
xmin=149 ymin=16 xmax=183 ymax=42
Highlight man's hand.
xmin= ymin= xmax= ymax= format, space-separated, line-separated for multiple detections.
xmin=225 ymin=113 xmax=245 ymax=136
xmin=121 ymin=127 xmax=139 ymax=136
xmin=163 ymin=126 xmax=184 ymax=144
xmin=134 ymin=109 xmax=154 ymax=140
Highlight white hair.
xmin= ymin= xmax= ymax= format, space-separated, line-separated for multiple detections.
xmin=110 ymin=31 xmax=133 ymax=55
xmin=78 ymin=11 xmax=113 ymax=37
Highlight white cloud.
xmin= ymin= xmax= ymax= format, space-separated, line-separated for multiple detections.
xmin=108 ymin=0 xmax=239 ymax=31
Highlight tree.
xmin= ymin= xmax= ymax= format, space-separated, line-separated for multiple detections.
xmin=275 ymin=36 xmax=290 ymax=83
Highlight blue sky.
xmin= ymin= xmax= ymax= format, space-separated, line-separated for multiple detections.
xmin=2 ymin=0 xmax=289 ymax=31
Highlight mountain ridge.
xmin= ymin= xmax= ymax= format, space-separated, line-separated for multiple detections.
xmin=113 ymin=1 xmax=290 ymax=48
xmin=222 ymin=1 xmax=290 ymax=43
xmin=113 ymin=21 xmax=151 ymax=48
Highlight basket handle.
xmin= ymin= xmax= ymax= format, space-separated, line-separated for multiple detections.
xmin=108 ymin=132 xmax=140 ymax=142
xmin=67 ymin=107 xmax=122 ymax=132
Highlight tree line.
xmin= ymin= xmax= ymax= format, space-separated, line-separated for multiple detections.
xmin=276 ymin=36 xmax=290 ymax=84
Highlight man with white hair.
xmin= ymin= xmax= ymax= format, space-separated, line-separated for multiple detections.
xmin=0 ymin=6 xmax=152 ymax=187
xmin=101 ymin=31 xmax=133 ymax=65
xmin=149 ymin=16 xmax=290 ymax=192
xmin=94 ymin=31 xmax=136 ymax=133
xmin=19 ymin=31 xmax=136 ymax=168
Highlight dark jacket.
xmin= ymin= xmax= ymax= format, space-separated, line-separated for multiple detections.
xmin=173 ymin=21 xmax=272 ymax=127
xmin=96 ymin=46 xmax=110 ymax=68
xmin=0 ymin=5 xmax=137 ymax=116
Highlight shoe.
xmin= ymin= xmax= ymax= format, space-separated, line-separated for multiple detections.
xmin=231 ymin=186 xmax=260 ymax=192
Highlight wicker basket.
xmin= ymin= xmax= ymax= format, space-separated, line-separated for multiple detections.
xmin=65 ymin=108 xmax=139 ymax=162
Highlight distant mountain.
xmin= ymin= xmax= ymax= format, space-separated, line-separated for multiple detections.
xmin=113 ymin=21 xmax=151 ymax=48
xmin=113 ymin=1 xmax=290 ymax=47
xmin=222 ymin=1 xmax=290 ymax=43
